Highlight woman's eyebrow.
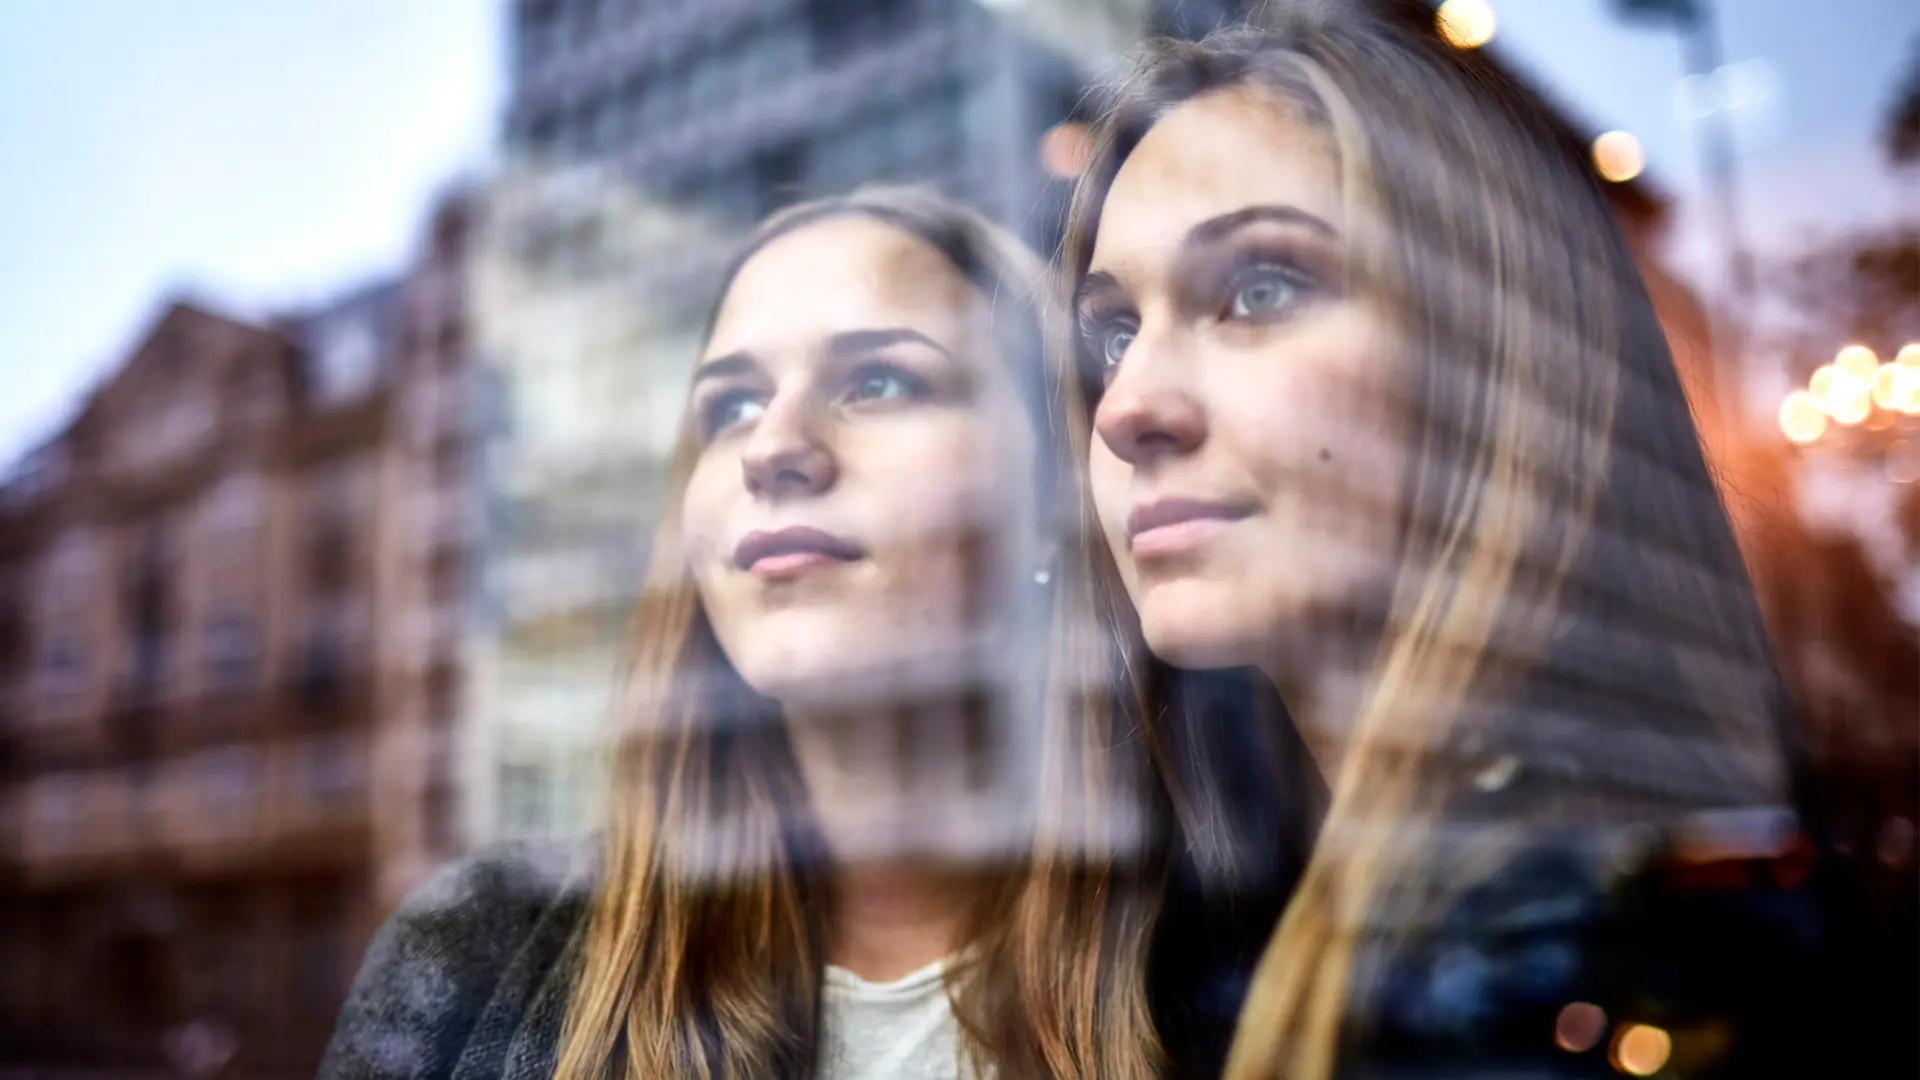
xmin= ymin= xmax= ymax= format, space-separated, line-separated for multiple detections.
xmin=1073 ymin=270 xmax=1124 ymax=315
xmin=1184 ymin=203 xmax=1340 ymax=248
xmin=823 ymin=327 xmax=953 ymax=363
xmin=691 ymin=351 xmax=759 ymax=387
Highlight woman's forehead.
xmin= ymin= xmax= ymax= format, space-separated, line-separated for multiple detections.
xmin=705 ymin=216 xmax=985 ymax=360
xmin=1090 ymin=86 xmax=1342 ymax=279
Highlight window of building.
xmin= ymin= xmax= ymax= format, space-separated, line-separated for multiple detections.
xmin=204 ymin=609 xmax=261 ymax=694
xmin=588 ymin=89 xmax=625 ymax=154
xmin=518 ymin=3 xmax=562 ymax=71
xmin=41 ymin=636 xmax=86 ymax=708
xmin=35 ymin=774 xmax=81 ymax=851
xmin=304 ymin=737 xmax=361 ymax=807
xmin=43 ymin=530 xmax=96 ymax=624
xmin=204 ymin=473 xmax=264 ymax=568
xmin=151 ymin=385 xmax=215 ymax=463
xmin=233 ymin=366 xmax=281 ymax=427
xmin=569 ymin=0 xmax=602 ymax=49
xmin=815 ymin=0 xmax=917 ymax=60
xmin=310 ymin=314 xmax=383 ymax=404
xmin=310 ymin=460 xmax=360 ymax=587
xmin=197 ymin=746 xmax=258 ymax=824
xmin=426 ymin=662 xmax=462 ymax=727
xmin=123 ymin=518 xmax=173 ymax=703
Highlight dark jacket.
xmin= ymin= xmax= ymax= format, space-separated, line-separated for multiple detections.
xmin=317 ymin=841 xmax=591 ymax=1080
xmin=315 ymin=837 xmax=1278 ymax=1080
xmin=320 ymin=816 xmax=1843 ymax=1080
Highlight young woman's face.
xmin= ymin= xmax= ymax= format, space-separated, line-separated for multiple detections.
xmin=682 ymin=215 xmax=1040 ymax=708
xmin=1079 ymin=86 xmax=1410 ymax=673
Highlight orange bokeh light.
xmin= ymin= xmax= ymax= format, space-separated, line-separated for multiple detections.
xmin=1611 ymin=1023 xmax=1673 ymax=1077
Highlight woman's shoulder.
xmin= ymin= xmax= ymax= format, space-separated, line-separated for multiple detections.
xmin=1363 ymin=809 xmax=1829 ymax=1074
xmin=318 ymin=838 xmax=597 ymax=1080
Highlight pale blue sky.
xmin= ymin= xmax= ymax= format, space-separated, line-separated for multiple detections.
xmin=0 ymin=1 xmax=501 ymax=464
xmin=0 ymin=1 xmax=1913 ymax=464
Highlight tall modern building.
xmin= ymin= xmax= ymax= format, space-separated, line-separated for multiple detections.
xmin=463 ymin=0 xmax=1181 ymax=845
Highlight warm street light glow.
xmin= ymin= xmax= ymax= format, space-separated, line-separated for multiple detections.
xmin=1835 ymin=343 xmax=1879 ymax=382
xmin=1779 ymin=390 xmax=1827 ymax=443
xmin=1592 ymin=131 xmax=1645 ymax=182
xmin=1872 ymin=363 xmax=1907 ymax=410
xmin=1899 ymin=343 xmax=1920 ymax=367
xmin=1612 ymin=1024 xmax=1673 ymax=1077
xmin=1809 ymin=364 xmax=1838 ymax=398
xmin=1830 ymin=381 xmax=1872 ymax=425
xmin=1437 ymin=0 xmax=1496 ymax=49
xmin=1819 ymin=370 xmax=1868 ymax=418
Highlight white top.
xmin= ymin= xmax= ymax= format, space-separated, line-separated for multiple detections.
xmin=820 ymin=956 xmax=973 ymax=1080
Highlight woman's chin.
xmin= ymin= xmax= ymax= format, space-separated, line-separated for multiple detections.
xmin=736 ymin=636 xmax=1007 ymax=713
xmin=1138 ymin=597 xmax=1267 ymax=672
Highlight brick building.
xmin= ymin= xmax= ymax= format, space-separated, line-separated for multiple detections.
xmin=0 ymin=190 xmax=476 ymax=1078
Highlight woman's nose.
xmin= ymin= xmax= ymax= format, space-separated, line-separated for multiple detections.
xmin=1093 ymin=328 xmax=1207 ymax=467
xmin=740 ymin=399 xmax=837 ymax=498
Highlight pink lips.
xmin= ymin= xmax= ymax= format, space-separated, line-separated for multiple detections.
xmin=1126 ymin=497 xmax=1255 ymax=560
xmin=733 ymin=526 xmax=866 ymax=580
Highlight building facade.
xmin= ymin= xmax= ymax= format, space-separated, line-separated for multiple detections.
xmin=0 ymin=191 xmax=474 ymax=1076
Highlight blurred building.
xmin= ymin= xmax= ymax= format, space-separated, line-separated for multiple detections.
xmin=0 ymin=191 xmax=476 ymax=1078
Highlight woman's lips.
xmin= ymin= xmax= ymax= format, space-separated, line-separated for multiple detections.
xmin=733 ymin=525 xmax=865 ymax=580
xmin=1126 ymin=497 xmax=1255 ymax=560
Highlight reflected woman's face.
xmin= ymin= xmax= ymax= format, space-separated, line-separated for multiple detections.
xmin=683 ymin=216 xmax=1039 ymax=709
xmin=1078 ymin=86 xmax=1410 ymax=673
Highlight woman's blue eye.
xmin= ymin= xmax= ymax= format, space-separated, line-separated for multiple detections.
xmin=705 ymin=391 xmax=765 ymax=435
xmin=1229 ymin=266 xmax=1302 ymax=318
xmin=845 ymin=368 xmax=921 ymax=404
xmin=1099 ymin=325 xmax=1136 ymax=368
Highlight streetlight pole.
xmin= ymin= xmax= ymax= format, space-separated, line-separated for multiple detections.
xmin=1614 ymin=0 xmax=1758 ymax=423
xmin=1676 ymin=0 xmax=1759 ymax=313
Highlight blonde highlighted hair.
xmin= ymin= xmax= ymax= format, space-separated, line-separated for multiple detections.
xmin=553 ymin=187 xmax=1172 ymax=1080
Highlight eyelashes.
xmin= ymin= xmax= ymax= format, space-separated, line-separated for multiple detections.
xmin=694 ymin=360 xmax=933 ymax=441
xmin=1075 ymin=245 xmax=1327 ymax=385
xmin=699 ymin=388 xmax=765 ymax=439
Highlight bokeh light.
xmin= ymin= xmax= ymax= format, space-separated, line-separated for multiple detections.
xmin=1872 ymin=363 xmax=1904 ymax=410
xmin=1555 ymin=1001 xmax=1608 ymax=1053
xmin=1898 ymin=342 xmax=1920 ymax=367
xmin=1592 ymin=131 xmax=1645 ymax=182
xmin=1809 ymin=364 xmax=1838 ymax=398
xmin=1611 ymin=1023 xmax=1673 ymax=1077
xmin=1436 ymin=0 xmax=1497 ymax=49
xmin=1835 ymin=344 xmax=1879 ymax=383
xmin=1819 ymin=371 xmax=1870 ymax=423
xmin=1779 ymin=390 xmax=1827 ymax=444
xmin=1830 ymin=384 xmax=1872 ymax=425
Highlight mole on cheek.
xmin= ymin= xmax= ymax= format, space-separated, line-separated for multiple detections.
xmin=1318 ymin=448 xmax=1332 ymax=463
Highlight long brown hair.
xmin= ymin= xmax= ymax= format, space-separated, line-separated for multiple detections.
xmin=1055 ymin=12 xmax=1799 ymax=1079
xmin=553 ymin=187 xmax=1168 ymax=1080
